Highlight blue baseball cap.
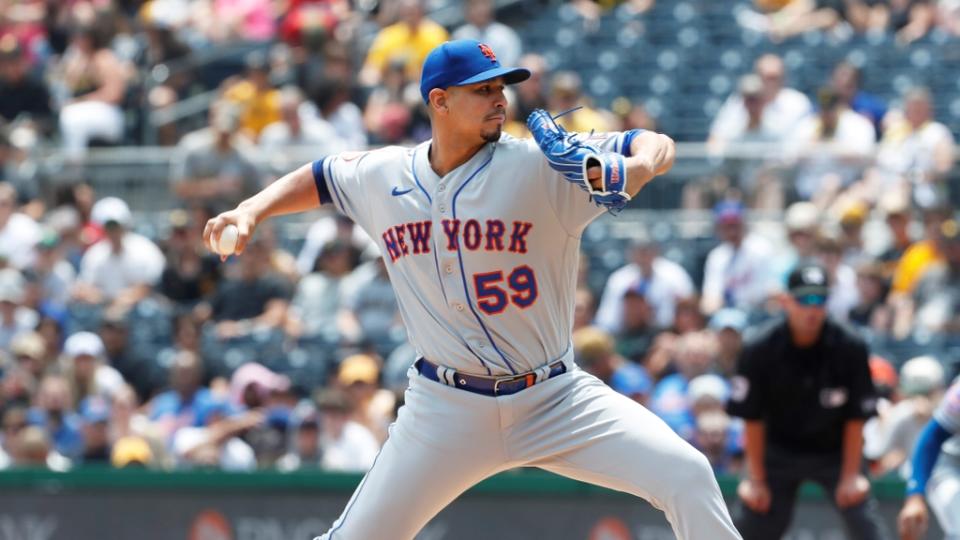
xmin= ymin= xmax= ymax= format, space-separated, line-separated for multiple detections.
xmin=419 ymin=40 xmax=530 ymax=104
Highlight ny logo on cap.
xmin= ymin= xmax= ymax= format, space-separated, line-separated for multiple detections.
xmin=478 ymin=43 xmax=497 ymax=63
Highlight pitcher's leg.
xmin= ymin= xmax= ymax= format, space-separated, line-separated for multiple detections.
xmin=317 ymin=377 xmax=506 ymax=540
xmin=526 ymin=375 xmax=741 ymax=540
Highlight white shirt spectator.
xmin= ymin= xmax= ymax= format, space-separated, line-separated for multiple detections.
xmin=341 ymin=260 xmax=400 ymax=342
xmin=304 ymin=100 xmax=367 ymax=150
xmin=702 ymin=234 xmax=776 ymax=314
xmin=320 ymin=420 xmax=380 ymax=472
xmin=0 ymin=212 xmax=40 ymax=269
xmin=296 ymin=215 xmax=372 ymax=276
xmin=711 ymin=87 xmax=812 ymax=144
xmin=78 ymin=233 xmax=165 ymax=300
xmin=788 ymin=109 xmax=876 ymax=199
xmin=595 ymin=257 xmax=694 ymax=331
xmin=876 ymin=118 xmax=955 ymax=184
xmin=173 ymin=427 xmax=257 ymax=472
xmin=827 ymin=263 xmax=860 ymax=321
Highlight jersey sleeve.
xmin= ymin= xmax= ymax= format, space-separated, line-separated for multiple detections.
xmin=726 ymin=337 xmax=766 ymax=420
xmin=933 ymin=379 xmax=960 ymax=433
xmin=311 ymin=153 xmax=373 ymax=228
xmin=843 ymin=338 xmax=878 ymax=420
xmin=538 ymin=129 xmax=644 ymax=236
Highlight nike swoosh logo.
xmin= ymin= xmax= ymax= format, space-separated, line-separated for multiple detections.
xmin=392 ymin=187 xmax=414 ymax=196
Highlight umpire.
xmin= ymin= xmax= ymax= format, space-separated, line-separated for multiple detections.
xmin=727 ymin=264 xmax=890 ymax=539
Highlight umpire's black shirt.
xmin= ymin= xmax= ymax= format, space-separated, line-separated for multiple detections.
xmin=726 ymin=318 xmax=877 ymax=456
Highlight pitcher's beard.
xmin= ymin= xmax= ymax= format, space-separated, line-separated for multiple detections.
xmin=481 ymin=126 xmax=502 ymax=143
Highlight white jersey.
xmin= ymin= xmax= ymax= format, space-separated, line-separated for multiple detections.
xmin=934 ymin=378 xmax=960 ymax=458
xmin=313 ymin=131 xmax=640 ymax=376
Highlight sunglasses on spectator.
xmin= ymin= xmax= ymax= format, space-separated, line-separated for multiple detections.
xmin=793 ymin=293 xmax=827 ymax=307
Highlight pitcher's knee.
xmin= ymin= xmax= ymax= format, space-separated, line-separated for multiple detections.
xmin=664 ymin=448 xmax=718 ymax=502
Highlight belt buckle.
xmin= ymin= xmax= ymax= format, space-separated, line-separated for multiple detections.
xmin=493 ymin=373 xmax=535 ymax=396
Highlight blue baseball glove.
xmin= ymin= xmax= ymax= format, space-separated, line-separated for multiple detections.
xmin=526 ymin=108 xmax=631 ymax=212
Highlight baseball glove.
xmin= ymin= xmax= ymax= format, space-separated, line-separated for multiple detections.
xmin=526 ymin=108 xmax=631 ymax=212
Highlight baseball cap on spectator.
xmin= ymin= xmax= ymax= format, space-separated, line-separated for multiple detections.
xmin=899 ymin=356 xmax=945 ymax=396
xmin=572 ymin=326 xmax=615 ymax=364
xmin=195 ymin=399 xmax=234 ymax=426
xmin=610 ymin=363 xmax=652 ymax=397
xmin=940 ymin=219 xmax=960 ymax=244
xmin=64 ymin=331 xmax=105 ymax=359
xmin=713 ymin=200 xmax=744 ymax=224
xmin=112 ymin=435 xmax=154 ymax=468
xmin=419 ymin=39 xmax=531 ymax=104
xmin=11 ymin=332 xmax=45 ymax=362
xmin=78 ymin=396 xmax=111 ymax=424
xmin=90 ymin=197 xmax=133 ymax=229
xmin=787 ymin=264 xmax=829 ymax=306
xmin=839 ymin=201 xmax=868 ymax=228
xmin=337 ymin=354 xmax=380 ymax=386
xmin=0 ymin=269 xmax=25 ymax=304
xmin=35 ymin=229 xmax=61 ymax=251
xmin=688 ymin=374 xmax=730 ymax=405
xmin=784 ymin=202 xmax=820 ymax=232
xmin=708 ymin=308 xmax=748 ymax=333
xmin=869 ymin=355 xmax=898 ymax=397
xmin=230 ymin=362 xmax=291 ymax=405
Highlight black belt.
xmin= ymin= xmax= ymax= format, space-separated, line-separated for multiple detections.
xmin=415 ymin=358 xmax=567 ymax=397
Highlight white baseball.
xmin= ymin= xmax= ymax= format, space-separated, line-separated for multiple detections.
xmin=216 ymin=224 xmax=239 ymax=255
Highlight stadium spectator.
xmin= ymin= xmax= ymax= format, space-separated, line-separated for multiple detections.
xmin=27 ymin=374 xmax=84 ymax=460
xmin=864 ymin=355 xmax=945 ymax=479
xmin=312 ymin=387 xmax=379 ymax=472
xmin=148 ymin=350 xmax=211 ymax=441
xmin=871 ymin=87 xmax=956 ymax=205
xmin=875 ymin=192 xmax=915 ymax=281
xmin=573 ymin=287 xmax=596 ymax=332
xmin=296 ymin=213 xmax=371 ymax=277
xmin=336 ymin=353 xmax=394 ymax=444
xmin=848 ymin=262 xmax=892 ymax=333
xmin=9 ymin=332 xmax=46 ymax=381
xmin=362 ymin=60 xmax=415 ymax=145
xmin=613 ymin=283 xmax=663 ymax=364
xmin=899 ymin=219 xmax=960 ymax=337
xmin=0 ymin=35 xmax=52 ymax=132
xmin=650 ymin=331 xmax=719 ymax=441
xmin=200 ymin=238 xmax=291 ymax=341
xmin=170 ymin=102 xmax=262 ymax=211
xmin=308 ymin=76 xmax=368 ymax=149
xmin=203 ymin=0 xmax=276 ymax=43
xmin=548 ymin=71 xmax=615 ymax=133
xmin=30 ymin=230 xmax=76 ymax=312
xmin=158 ymin=211 xmax=221 ymax=308
xmin=836 ymin=200 xmax=871 ymax=268
xmin=708 ymin=308 xmax=748 ymax=377
xmin=786 ymin=87 xmax=876 ymax=205
xmin=611 ymin=96 xmax=658 ymax=133
xmin=596 ymin=234 xmax=695 ymax=332
xmin=73 ymin=197 xmax=165 ymax=308
xmin=54 ymin=23 xmax=131 ymax=158
xmin=700 ymin=200 xmax=776 ymax=317
xmin=773 ymin=201 xmax=821 ymax=284
xmin=815 ymin=232 xmax=860 ymax=322
xmin=829 ymin=61 xmax=887 ymax=138
xmin=359 ymin=0 xmax=448 ymax=87
xmin=223 ymin=52 xmax=282 ymax=141
xmin=77 ymin=395 xmax=112 ymax=463
xmin=452 ymin=0 xmax=522 ymax=67
xmin=339 ymin=249 xmax=403 ymax=355
xmin=0 ymin=269 xmax=37 ymax=350
xmin=172 ymin=398 xmax=258 ymax=471
xmin=276 ymin=409 xmax=323 ymax=471
xmin=514 ymin=53 xmax=548 ymax=122
xmin=111 ymin=435 xmax=155 ymax=468
xmin=62 ymin=331 xmax=124 ymax=407
xmin=573 ymin=326 xmax=653 ymax=405
xmin=9 ymin=425 xmax=70 ymax=471
xmin=695 ymin=409 xmax=743 ymax=475
xmin=0 ymin=182 xmax=41 ymax=270
xmin=261 ymin=86 xmax=341 ymax=167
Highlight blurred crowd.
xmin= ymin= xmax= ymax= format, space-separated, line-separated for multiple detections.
xmin=0 ymin=0 xmax=958 ymax=481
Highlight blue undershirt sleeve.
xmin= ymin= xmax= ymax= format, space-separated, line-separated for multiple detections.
xmin=905 ymin=418 xmax=953 ymax=496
